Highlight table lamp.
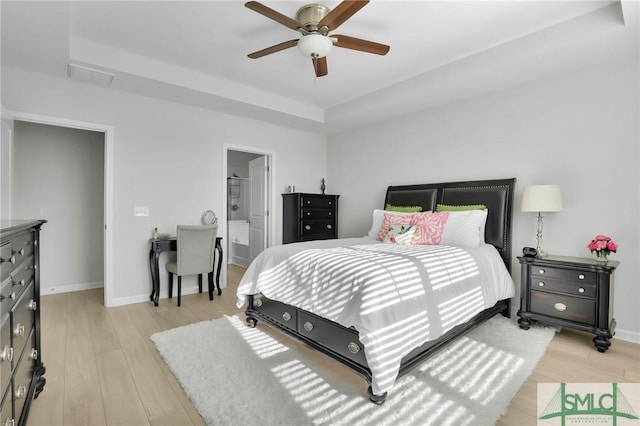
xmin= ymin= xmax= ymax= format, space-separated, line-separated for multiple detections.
xmin=521 ymin=185 xmax=563 ymax=257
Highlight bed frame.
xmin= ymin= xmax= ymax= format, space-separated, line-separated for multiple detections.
xmin=245 ymin=178 xmax=516 ymax=404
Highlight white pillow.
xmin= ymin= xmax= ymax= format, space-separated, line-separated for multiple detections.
xmin=366 ymin=209 xmax=414 ymax=239
xmin=441 ymin=209 xmax=488 ymax=247
xmin=383 ymin=224 xmax=417 ymax=245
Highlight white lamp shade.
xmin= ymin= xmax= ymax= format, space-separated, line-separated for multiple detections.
xmin=297 ymin=34 xmax=333 ymax=58
xmin=521 ymin=185 xmax=564 ymax=212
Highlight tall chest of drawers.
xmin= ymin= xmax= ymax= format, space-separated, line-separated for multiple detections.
xmin=1 ymin=220 xmax=46 ymax=426
xmin=517 ymin=254 xmax=619 ymax=353
xmin=282 ymin=193 xmax=339 ymax=244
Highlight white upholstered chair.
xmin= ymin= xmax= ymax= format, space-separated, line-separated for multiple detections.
xmin=166 ymin=224 xmax=218 ymax=306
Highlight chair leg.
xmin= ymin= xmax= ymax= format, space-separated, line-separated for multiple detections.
xmin=168 ymin=272 xmax=173 ymax=299
xmin=208 ymin=272 xmax=214 ymax=301
xmin=198 ymin=274 xmax=203 ymax=293
xmin=177 ymin=276 xmax=182 ymax=307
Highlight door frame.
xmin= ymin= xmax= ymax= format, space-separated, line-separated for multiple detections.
xmin=3 ymin=109 xmax=115 ymax=307
xmin=223 ymin=144 xmax=275 ymax=266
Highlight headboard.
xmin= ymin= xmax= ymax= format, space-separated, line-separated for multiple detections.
xmin=384 ymin=178 xmax=516 ymax=271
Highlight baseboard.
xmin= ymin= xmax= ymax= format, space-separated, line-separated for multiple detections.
xmin=41 ymin=281 xmax=103 ymax=296
xmin=110 ymin=284 xmax=226 ymax=307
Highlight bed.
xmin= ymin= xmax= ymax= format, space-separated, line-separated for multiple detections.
xmin=237 ymin=178 xmax=516 ymax=404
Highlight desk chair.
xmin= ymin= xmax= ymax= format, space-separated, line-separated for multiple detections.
xmin=166 ymin=224 xmax=218 ymax=306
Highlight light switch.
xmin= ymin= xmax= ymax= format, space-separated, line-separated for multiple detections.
xmin=134 ymin=206 xmax=150 ymax=217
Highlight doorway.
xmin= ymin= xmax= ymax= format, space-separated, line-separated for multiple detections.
xmin=225 ymin=146 xmax=273 ymax=269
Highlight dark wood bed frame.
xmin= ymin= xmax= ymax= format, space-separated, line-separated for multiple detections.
xmin=245 ymin=178 xmax=516 ymax=404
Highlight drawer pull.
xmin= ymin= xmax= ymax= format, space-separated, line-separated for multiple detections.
xmin=307 ymin=200 xmax=311 ymax=205
xmin=28 ymin=300 xmax=37 ymax=311
xmin=306 ymin=212 xmax=311 ymax=216
xmin=578 ymin=287 xmax=585 ymax=293
xmin=12 ymin=278 xmax=25 ymax=286
xmin=538 ymin=269 xmax=545 ymax=274
xmin=347 ymin=342 xmax=360 ymax=354
xmin=282 ymin=311 xmax=292 ymax=322
xmin=578 ymin=274 xmax=585 ymax=280
xmin=326 ymin=224 xmax=332 ymax=230
xmin=328 ymin=201 xmax=332 ymax=205
xmin=254 ymin=298 xmax=263 ymax=308
xmin=1 ymin=292 xmax=16 ymax=301
xmin=1 ymin=255 xmax=16 ymax=264
xmin=538 ymin=282 xmax=545 ymax=287
xmin=30 ymin=348 xmax=38 ymax=360
xmin=554 ymin=303 xmax=567 ymax=312
xmin=15 ymin=384 xmax=27 ymax=400
xmin=303 ymin=321 xmax=314 ymax=332
xmin=13 ymin=323 xmax=25 ymax=337
xmin=305 ymin=225 xmax=311 ymax=231
xmin=5 ymin=418 xmax=15 ymax=426
xmin=12 ymin=248 xmax=25 ymax=256
xmin=0 ymin=345 xmax=13 ymax=363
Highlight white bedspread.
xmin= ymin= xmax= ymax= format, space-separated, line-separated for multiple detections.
xmin=236 ymin=238 xmax=515 ymax=395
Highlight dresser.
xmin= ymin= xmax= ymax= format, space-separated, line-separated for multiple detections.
xmin=517 ymin=254 xmax=619 ymax=352
xmin=282 ymin=193 xmax=339 ymax=244
xmin=1 ymin=220 xmax=46 ymax=426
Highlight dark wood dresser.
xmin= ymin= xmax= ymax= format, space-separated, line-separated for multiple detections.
xmin=517 ymin=254 xmax=619 ymax=352
xmin=282 ymin=193 xmax=339 ymax=244
xmin=1 ymin=220 xmax=46 ymax=426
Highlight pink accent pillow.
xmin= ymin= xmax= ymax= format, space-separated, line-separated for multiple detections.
xmin=377 ymin=212 xmax=413 ymax=240
xmin=410 ymin=212 xmax=450 ymax=245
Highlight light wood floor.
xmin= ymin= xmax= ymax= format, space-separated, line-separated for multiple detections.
xmin=29 ymin=264 xmax=639 ymax=425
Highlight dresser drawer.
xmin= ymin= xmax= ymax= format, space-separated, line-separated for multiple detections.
xmin=253 ymin=296 xmax=297 ymax=332
xmin=530 ymin=290 xmax=596 ymax=325
xmin=297 ymin=310 xmax=367 ymax=367
xmin=0 ymin=232 xmax=34 ymax=282
xmin=531 ymin=266 xmax=595 ymax=285
xmin=301 ymin=208 xmax=334 ymax=220
xmin=531 ymin=277 xmax=596 ymax=298
xmin=300 ymin=196 xmax=336 ymax=209
xmin=11 ymin=282 xmax=35 ymax=360
xmin=0 ymin=278 xmax=16 ymax=318
xmin=13 ymin=328 xmax=35 ymax=423
xmin=0 ymin=315 xmax=11 ymax=398
xmin=8 ymin=259 xmax=34 ymax=290
xmin=301 ymin=220 xmax=335 ymax=238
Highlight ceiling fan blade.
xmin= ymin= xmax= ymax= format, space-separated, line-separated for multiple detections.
xmin=248 ymin=39 xmax=298 ymax=59
xmin=318 ymin=0 xmax=369 ymax=32
xmin=245 ymin=1 xmax=302 ymax=32
xmin=332 ymin=34 xmax=390 ymax=56
xmin=313 ymin=56 xmax=328 ymax=77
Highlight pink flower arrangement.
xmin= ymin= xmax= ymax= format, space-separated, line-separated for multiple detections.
xmin=587 ymin=234 xmax=618 ymax=255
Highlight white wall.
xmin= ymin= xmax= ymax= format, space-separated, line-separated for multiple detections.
xmin=12 ymin=121 xmax=104 ymax=292
xmin=2 ymin=67 xmax=328 ymax=306
xmin=328 ymin=58 xmax=639 ymax=341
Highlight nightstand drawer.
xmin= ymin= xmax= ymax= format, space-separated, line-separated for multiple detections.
xmin=532 ymin=277 xmax=596 ymax=298
xmin=531 ymin=290 xmax=595 ymax=324
xmin=531 ymin=266 xmax=596 ymax=284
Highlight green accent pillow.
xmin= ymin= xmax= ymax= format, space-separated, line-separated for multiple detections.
xmin=385 ymin=204 xmax=422 ymax=213
xmin=436 ymin=204 xmax=487 ymax=212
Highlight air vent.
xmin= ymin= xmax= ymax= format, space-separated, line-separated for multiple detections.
xmin=67 ymin=63 xmax=115 ymax=87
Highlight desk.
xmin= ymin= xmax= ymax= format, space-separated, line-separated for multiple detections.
xmin=149 ymin=236 xmax=223 ymax=306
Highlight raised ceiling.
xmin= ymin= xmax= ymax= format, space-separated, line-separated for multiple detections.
xmin=2 ymin=1 xmax=638 ymax=134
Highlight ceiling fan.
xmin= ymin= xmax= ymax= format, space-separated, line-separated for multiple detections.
xmin=245 ymin=0 xmax=390 ymax=77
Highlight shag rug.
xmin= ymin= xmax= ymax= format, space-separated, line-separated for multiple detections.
xmin=151 ymin=314 xmax=554 ymax=426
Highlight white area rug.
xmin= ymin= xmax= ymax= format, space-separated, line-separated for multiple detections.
xmin=151 ymin=314 xmax=554 ymax=426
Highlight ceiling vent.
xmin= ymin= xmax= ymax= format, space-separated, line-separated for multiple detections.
xmin=67 ymin=63 xmax=115 ymax=87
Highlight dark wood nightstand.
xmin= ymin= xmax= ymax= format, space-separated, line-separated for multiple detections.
xmin=282 ymin=193 xmax=339 ymax=244
xmin=517 ymin=254 xmax=619 ymax=352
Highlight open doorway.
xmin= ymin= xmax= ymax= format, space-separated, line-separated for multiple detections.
xmin=224 ymin=146 xmax=273 ymax=270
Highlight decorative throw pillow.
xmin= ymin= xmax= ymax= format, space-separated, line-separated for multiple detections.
xmin=383 ymin=225 xmax=417 ymax=245
xmin=367 ymin=209 xmax=414 ymax=239
xmin=384 ymin=204 xmax=422 ymax=213
xmin=377 ymin=212 xmax=413 ymax=240
xmin=440 ymin=209 xmax=488 ymax=247
xmin=410 ymin=212 xmax=450 ymax=245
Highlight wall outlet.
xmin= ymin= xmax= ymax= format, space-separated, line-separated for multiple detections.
xmin=134 ymin=206 xmax=150 ymax=217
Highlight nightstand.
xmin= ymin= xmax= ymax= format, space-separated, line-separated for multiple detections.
xmin=517 ymin=254 xmax=619 ymax=352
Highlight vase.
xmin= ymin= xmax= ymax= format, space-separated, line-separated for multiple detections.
xmin=594 ymin=251 xmax=609 ymax=264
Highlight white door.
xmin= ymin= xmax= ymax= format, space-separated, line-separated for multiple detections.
xmin=249 ymin=156 xmax=268 ymax=262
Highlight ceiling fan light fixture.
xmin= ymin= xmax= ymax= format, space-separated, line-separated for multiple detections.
xmin=297 ymin=33 xmax=333 ymax=58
